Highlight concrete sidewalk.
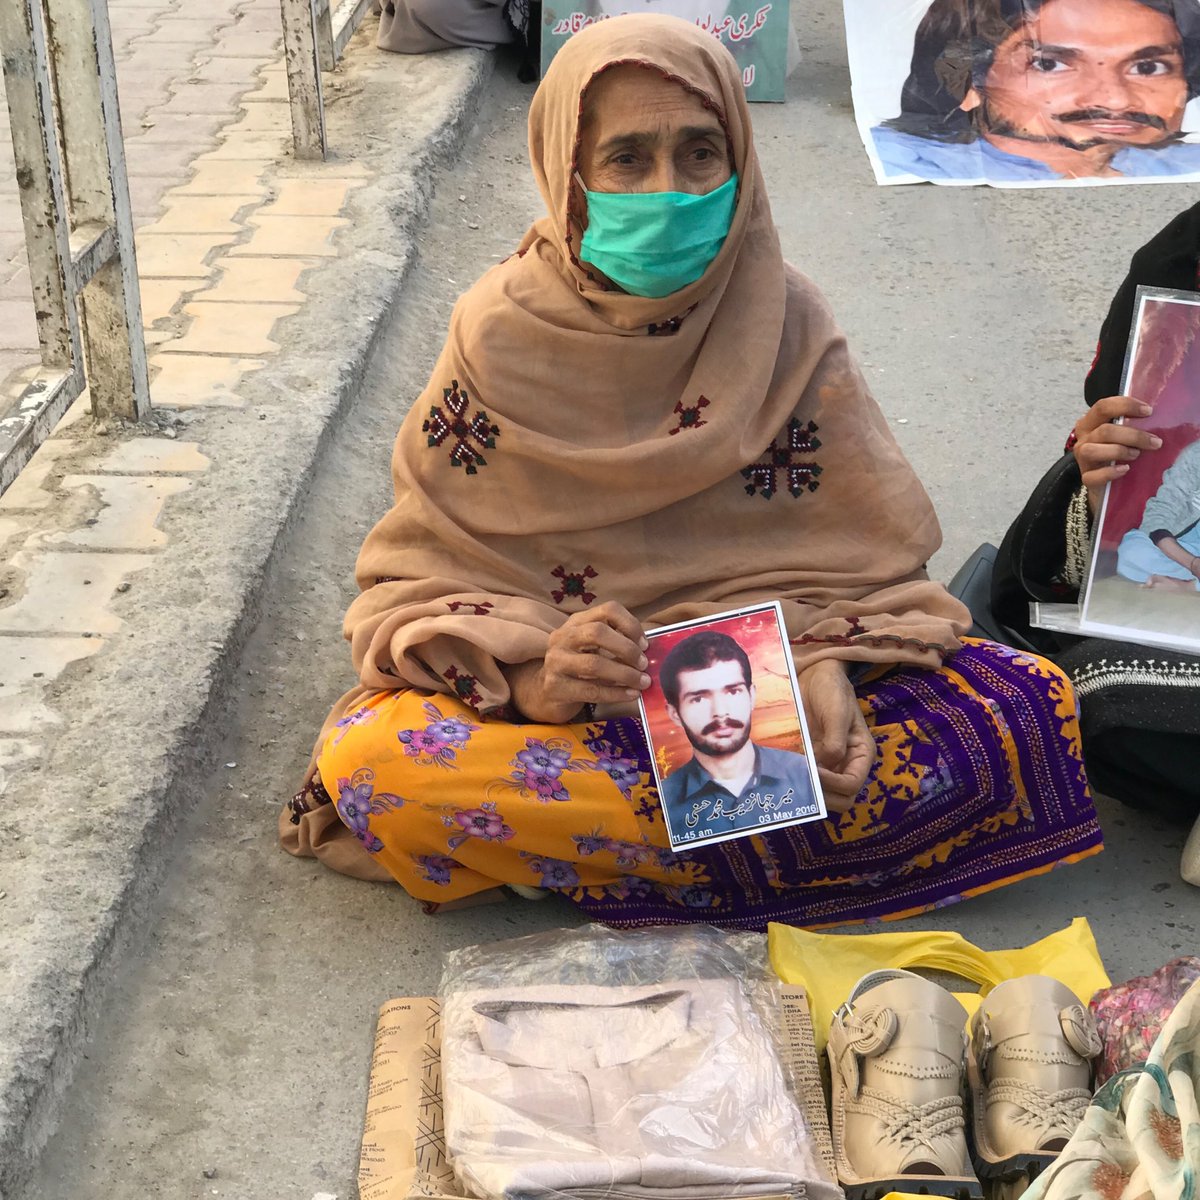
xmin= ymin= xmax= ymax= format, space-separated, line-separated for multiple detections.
xmin=0 ymin=7 xmax=492 ymax=1192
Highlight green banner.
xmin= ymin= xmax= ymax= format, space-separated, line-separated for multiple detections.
xmin=540 ymin=4 xmax=789 ymax=103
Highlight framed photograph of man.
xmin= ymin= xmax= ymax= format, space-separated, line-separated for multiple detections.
xmin=844 ymin=0 xmax=1200 ymax=187
xmin=638 ymin=601 xmax=826 ymax=851
xmin=1079 ymin=286 xmax=1200 ymax=653
xmin=540 ymin=2 xmax=791 ymax=101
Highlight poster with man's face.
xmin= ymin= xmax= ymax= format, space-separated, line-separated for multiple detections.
xmin=845 ymin=0 xmax=1200 ymax=186
xmin=541 ymin=2 xmax=790 ymax=102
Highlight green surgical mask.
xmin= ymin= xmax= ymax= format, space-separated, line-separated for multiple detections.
xmin=578 ymin=173 xmax=739 ymax=299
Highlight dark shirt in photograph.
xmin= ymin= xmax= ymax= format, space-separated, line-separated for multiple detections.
xmin=660 ymin=744 xmax=819 ymax=844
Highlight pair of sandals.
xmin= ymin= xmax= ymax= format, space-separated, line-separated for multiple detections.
xmin=828 ymin=970 xmax=1102 ymax=1200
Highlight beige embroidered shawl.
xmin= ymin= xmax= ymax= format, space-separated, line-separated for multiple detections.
xmin=348 ymin=16 xmax=967 ymax=704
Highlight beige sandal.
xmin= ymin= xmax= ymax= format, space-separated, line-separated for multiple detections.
xmin=967 ymin=976 xmax=1101 ymax=1187
xmin=829 ymin=970 xmax=982 ymax=1200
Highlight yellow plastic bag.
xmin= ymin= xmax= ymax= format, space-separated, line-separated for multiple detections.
xmin=768 ymin=917 xmax=1110 ymax=1055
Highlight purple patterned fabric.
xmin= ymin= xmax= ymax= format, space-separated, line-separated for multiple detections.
xmin=569 ymin=641 xmax=1102 ymax=930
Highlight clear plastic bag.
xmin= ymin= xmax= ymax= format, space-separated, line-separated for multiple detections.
xmin=438 ymin=924 xmax=839 ymax=1200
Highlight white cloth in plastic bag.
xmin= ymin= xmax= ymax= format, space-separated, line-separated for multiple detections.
xmin=439 ymin=926 xmax=841 ymax=1200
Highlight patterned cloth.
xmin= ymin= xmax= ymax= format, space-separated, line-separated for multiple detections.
xmin=314 ymin=639 xmax=1102 ymax=930
xmin=1024 ymin=979 xmax=1200 ymax=1200
xmin=1091 ymin=959 xmax=1200 ymax=1087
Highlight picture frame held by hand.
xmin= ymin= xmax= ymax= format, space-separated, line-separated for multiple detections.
xmin=1078 ymin=286 xmax=1200 ymax=654
xmin=638 ymin=601 xmax=826 ymax=851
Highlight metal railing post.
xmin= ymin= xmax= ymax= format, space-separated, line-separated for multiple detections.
xmin=0 ymin=0 xmax=81 ymax=373
xmin=329 ymin=0 xmax=374 ymax=60
xmin=280 ymin=0 xmax=328 ymax=160
xmin=279 ymin=0 xmax=374 ymax=159
xmin=0 ymin=0 xmax=151 ymax=496
xmin=313 ymin=0 xmax=335 ymax=72
xmin=45 ymin=0 xmax=150 ymax=422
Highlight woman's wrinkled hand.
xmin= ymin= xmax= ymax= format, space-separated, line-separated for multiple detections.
xmin=1072 ymin=395 xmax=1162 ymax=517
xmin=798 ymin=659 xmax=874 ymax=814
xmin=504 ymin=601 xmax=649 ymax=724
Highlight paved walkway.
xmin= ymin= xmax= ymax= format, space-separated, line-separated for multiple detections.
xmin=1 ymin=0 xmax=284 ymax=393
xmin=0 ymin=0 xmax=361 ymax=777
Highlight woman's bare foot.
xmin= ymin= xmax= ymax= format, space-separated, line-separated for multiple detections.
xmin=507 ymin=883 xmax=551 ymax=901
xmin=1142 ymin=574 xmax=1199 ymax=593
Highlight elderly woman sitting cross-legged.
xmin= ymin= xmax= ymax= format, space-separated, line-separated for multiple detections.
xmin=281 ymin=15 xmax=1102 ymax=929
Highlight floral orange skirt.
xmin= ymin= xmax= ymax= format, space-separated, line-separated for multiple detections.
xmin=312 ymin=639 xmax=1102 ymax=929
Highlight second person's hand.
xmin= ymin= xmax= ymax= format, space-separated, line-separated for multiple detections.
xmin=1071 ymin=395 xmax=1162 ymax=517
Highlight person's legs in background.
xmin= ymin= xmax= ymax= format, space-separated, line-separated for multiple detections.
xmin=377 ymin=0 xmax=515 ymax=54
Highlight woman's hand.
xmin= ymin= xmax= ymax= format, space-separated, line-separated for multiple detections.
xmin=797 ymin=660 xmax=874 ymax=814
xmin=503 ymin=601 xmax=649 ymax=724
xmin=1071 ymin=395 xmax=1162 ymax=517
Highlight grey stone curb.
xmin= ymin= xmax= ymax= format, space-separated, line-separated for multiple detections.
xmin=0 ymin=43 xmax=494 ymax=1199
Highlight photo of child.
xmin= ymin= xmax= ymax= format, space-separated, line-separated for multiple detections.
xmin=1081 ymin=287 xmax=1200 ymax=652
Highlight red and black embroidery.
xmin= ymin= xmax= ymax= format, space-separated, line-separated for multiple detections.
xmin=742 ymin=419 xmax=822 ymax=499
xmin=649 ymin=316 xmax=683 ymax=336
xmin=669 ymin=395 xmax=710 ymax=435
xmin=423 ymin=380 xmax=499 ymax=474
xmin=448 ymin=600 xmax=494 ymax=615
xmin=551 ymin=564 xmax=598 ymax=605
xmin=444 ymin=666 xmax=484 ymax=706
xmin=647 ymin=304 xmax=697 ymax=336
xmin=289 ymin=774 xmax=334 ymax=824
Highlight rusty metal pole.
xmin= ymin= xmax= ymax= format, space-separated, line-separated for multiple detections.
xmin=313 ymin=0 xmax=335 ymax=71
xmin=0 ymin=0 xmax=79 ymax=372
xmin=279 ymin=0 xmax=374 ymax=159
xmin=280 ymin=0 xmax=328 ymax=160
xmin=44 ymin=0 xmax=150 ymax=422
xmin=0 ymin=0 xmax=151 ymax=496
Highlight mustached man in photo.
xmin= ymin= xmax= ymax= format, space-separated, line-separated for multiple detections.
xmin=658 ymin=631 xmax=817 ymax=842
xmin=873 ymin=0 xmax=1200 ymax=182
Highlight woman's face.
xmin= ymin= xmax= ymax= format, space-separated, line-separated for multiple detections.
xmin=576 ymin=65 xmax=732 ymax=194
